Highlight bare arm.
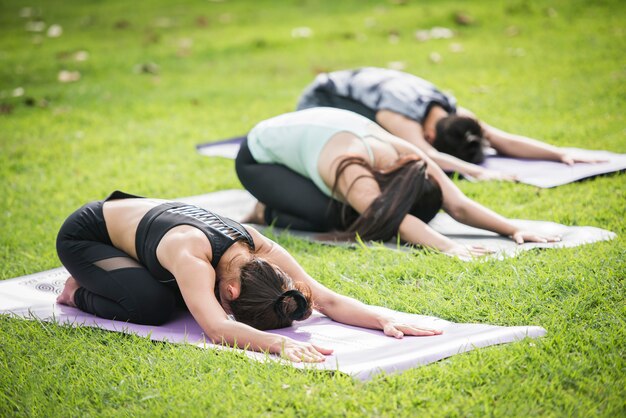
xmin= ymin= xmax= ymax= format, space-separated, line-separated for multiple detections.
xmin=161 ymin=232 xmax=330 ymax=362
xmin=247 ymin=227 xmax=442 ymax=338
xmin=376 ymin=109 xmax=514 ymax=180
xmin=356 ymin=127 xmax=560 ymax=249
xmin=458 ymin=107 xmax=598 ymax=165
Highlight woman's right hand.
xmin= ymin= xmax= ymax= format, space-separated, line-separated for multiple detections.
xmin=470 ymin=168 xmax=517 ymax=182
xmin=278 ymin=338 xmax=334 ymax=363
xmin=444 ymin=244 xmax=494 ymax=260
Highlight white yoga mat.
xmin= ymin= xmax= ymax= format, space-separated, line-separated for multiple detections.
xmin=179 ymin=190 xmax=616 ymax=258
xmin=197 ymin=139 xmax=626 ymax=188
xmin=0 ymin=267 xmax=546 ymax=380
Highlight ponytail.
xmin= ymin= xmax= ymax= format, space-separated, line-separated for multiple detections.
xmin=329 ymin=155 xmax=442 ymax=242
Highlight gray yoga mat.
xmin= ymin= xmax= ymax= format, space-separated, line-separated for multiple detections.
xmin=196 ymin=139 xmax=626 ymax=188
xmin=0 ymin=267 xmax=546 ymax=380
xmin=179 ymin=190 xmax=616 ymax=258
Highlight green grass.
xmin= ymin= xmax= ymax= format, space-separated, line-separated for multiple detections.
xmin=1 ymin=0 xmax=625 ymax=416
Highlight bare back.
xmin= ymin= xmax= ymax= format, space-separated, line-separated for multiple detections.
xmin=317 ymin=124 xmax=407 ymax=200
xmin=102 ymin=198 xmax=168 ymax=259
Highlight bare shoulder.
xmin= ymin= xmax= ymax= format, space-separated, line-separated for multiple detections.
xmin=158 ymin=225 xmax=213 ymax=262
xmin=244 ymin=225 xmax=274 ymax=254
xmin=456 ymin=106 xmax=477 ymax=119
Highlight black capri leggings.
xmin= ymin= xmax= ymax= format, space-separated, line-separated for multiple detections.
xmin=56 ymin=200 xmax=178 ymax=325
xmin=235 ymin=138 xmax=352 ymax=232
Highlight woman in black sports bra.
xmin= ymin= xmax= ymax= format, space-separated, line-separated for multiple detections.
xmin=56 ymin=191 xmax=442 ymax=363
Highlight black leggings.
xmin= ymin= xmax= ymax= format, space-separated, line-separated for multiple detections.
xmin=235 ymin=139 xmax=353 ymax=232
xmin=56 ymin=201 xmax=178 ymax=325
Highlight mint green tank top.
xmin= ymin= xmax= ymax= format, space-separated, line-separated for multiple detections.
xmin=247 ymin=107 xmax=374 ymax=196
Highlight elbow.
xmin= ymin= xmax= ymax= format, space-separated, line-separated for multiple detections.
xmin=444 ymin=199 xmax=470 ymax=221
xmin=313 ymin=294 xmax=340 ymax=317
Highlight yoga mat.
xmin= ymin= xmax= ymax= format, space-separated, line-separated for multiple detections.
xmin=179 ymin=190 xmax=616 ymax=258
xmin=0 ymin=267 xmax=546 ymax=380
xmin=196 ymin=139 xmax=625 ymax=188
xmin=196 ymin=136 xmax=245 ymax=159
xmin=481 ymin=148 xmax=626 ymax=188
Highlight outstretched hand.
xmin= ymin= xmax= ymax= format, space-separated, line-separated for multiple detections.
xmin=560 ymin=153 xmax=608 ymax=165
xmin=382 ymin=322 xmax=443 ymax=339
xmin=471 ymin=169 xmax=518 ymax=182
xmin=510 ymin=230 xmax=561 ymax=244
xmin=445 ymin=244 xmax=495 ymax=260
xmin=280 ymin=339 xmax=333 ymax=363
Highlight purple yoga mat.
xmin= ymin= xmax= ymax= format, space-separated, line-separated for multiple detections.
xmin=196 ymin=139 xmax=625 ymax=187
xmin=1 ymin=267 xmax=546 ymax=380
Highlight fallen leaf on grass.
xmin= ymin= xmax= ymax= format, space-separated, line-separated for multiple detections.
xmin=47 ymin=24 xmax=62 ymax=37
xmin=133 ymin=63 xmax=160 ymax=75
xmin=364 ymin=17 xmax=377 ymax=28
xmin=291 ymin=27 xmax=313 ymax=39
xmin=415 ymin=27 xmax=454 ymax=42
xmin=387 ymin=61 xmax=406 ymax=71
xmin=429 ymin=52 xmax=442 ymax=63
xmin=310 ymin=65 xmax=331 ymax=74
xmin=143 ymin=31 xmax=161 ymax=45
xmin=25 ymin=21 xmax=45 ymax=32
xmin=74 ymin=51 xmax=89 ymax=62
xmin=114 ymin=20 xmax=131 ymax=29
xmin=505 ymin=26 xmax=520 ymax=37
xmin=196 ymin=16 xmax=209 ymax=27
xmin=0 ymin=104 xmax=14 ymax=114
xmin=58 ymin=70 xmax=81 ymax=83
xmin=177 ymin=38 xmax=193 ymax=57
xmin=453 ymin=11 xmax=475 ymax=26
xmin=388 ymin=29 xmax=400 ymax=44
xmin=449 ymin=42 xmax=463 ymax=53
xmin=56 ymin=50 xmax=89 ymax=62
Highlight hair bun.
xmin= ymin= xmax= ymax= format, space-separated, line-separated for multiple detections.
xmin=274 ymin=289 xmax=309 ymax=321
xmin=464 ymin=132 xmax=482 ymax=143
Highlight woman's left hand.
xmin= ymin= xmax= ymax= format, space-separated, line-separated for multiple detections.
xmin=382 ymin=321 xmax=443 ymax=338
xmin=510 ymin=230 xmax=561 ymax=244
xmin=559 ymin=153 xmax=608 ymax=165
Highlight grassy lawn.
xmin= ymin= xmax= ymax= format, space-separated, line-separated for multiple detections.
xmin=1 ymin=0 xmax=624 ymax=416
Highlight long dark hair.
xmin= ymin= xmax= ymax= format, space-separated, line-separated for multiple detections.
xmin=228 ymin=258 xmax=313 ymax=330
xmin=433 ymin=115 xmax=486 ymax=164
xmin=330 ymin=154 xmax=442 ymax=242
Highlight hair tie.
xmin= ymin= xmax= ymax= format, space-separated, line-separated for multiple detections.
xmin=273 ymin=289 xmax=308 ymax=321
xmin=465 ymin=131 xmax=481 ymax=143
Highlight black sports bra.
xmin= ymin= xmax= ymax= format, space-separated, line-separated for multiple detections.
xmin=105 ymin=191 xmax=255 ymax=285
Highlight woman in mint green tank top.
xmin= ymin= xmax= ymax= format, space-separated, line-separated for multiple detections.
xmin=237 ymin=108 xmax=559 ymax=259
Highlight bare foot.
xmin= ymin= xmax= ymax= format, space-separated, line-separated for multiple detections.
xmin=241 ymin=201 xmax=266 ymax=224
xmin=56 ymin=276 xmax=79 ymax=307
